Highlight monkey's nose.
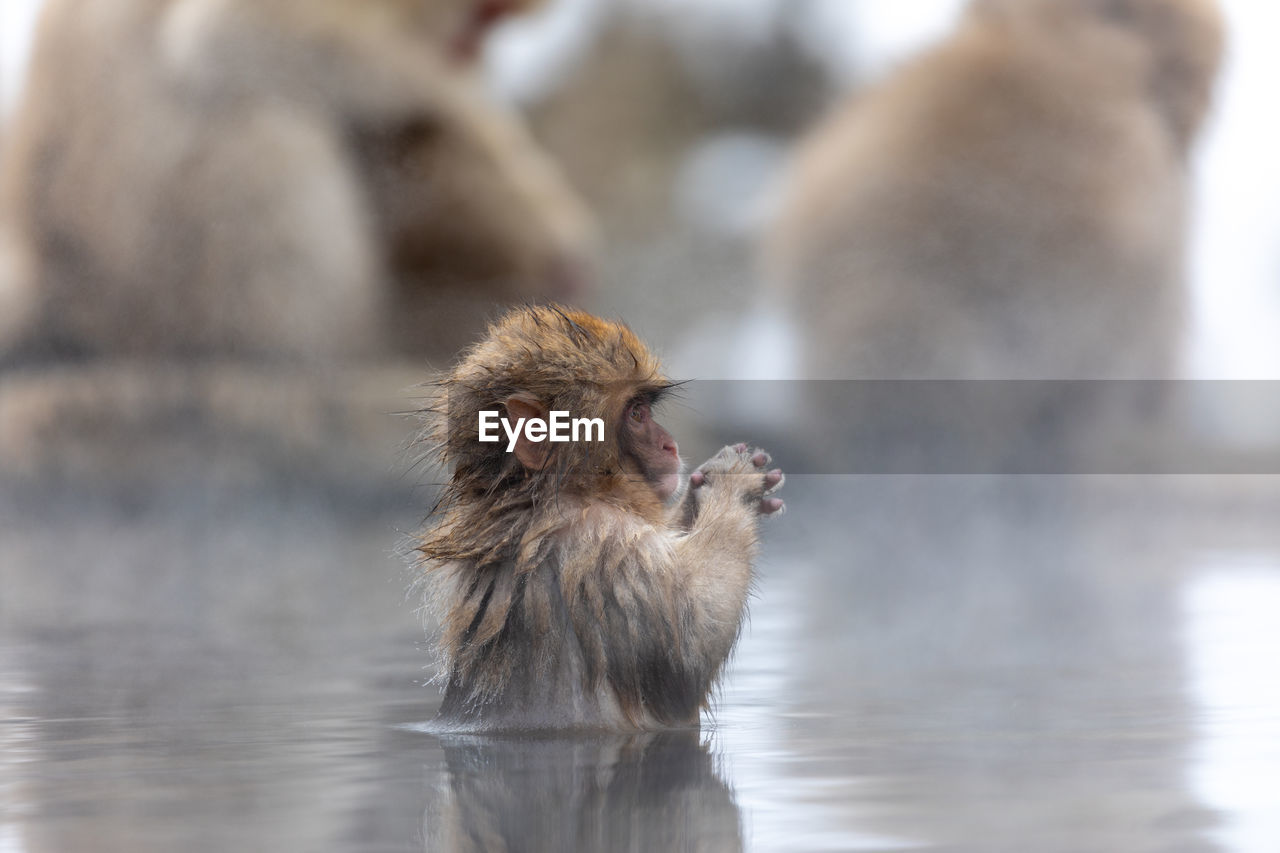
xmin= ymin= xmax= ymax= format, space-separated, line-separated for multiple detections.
xmin=663 ymin=439 xmax=679 ymax=457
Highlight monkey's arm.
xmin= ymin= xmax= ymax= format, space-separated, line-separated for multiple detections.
xmin=561 ymin=449 xmax=781 ymax=724
xmin=666 ymin=445 xmax=784 ymax=675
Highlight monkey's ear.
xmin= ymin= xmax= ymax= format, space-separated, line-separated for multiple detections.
xmin=505 ymin=394 xmax=553 ymax=471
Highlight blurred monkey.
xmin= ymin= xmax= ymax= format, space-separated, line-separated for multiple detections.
xmin=766 ymin=0 xmax=1224 ymax=379
xmin=416 ymin=306 xmax=784 ymax=731
xmin=0 ymin=224 xmax=34 ymax=347
xmin=0 ymin=0 xmax=592 ymax=362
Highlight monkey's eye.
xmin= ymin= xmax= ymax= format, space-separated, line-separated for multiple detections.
xmin=628 ymin=401 xmax=650 ymax=423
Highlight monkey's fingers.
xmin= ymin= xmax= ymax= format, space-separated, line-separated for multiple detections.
xmin=759 ymin=497 xmax=785 ymax=516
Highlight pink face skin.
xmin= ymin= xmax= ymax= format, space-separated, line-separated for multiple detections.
xmin=621 ymin=398 xmax=683 ymax=502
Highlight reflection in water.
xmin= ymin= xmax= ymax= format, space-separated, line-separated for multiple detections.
xmin=1184 ymin=560 xmax=1280 ymax=851
xmin=0 ymin=650 xmax=36 ymax=852
xmin=420 ymin=730 xmax=741 ymax=852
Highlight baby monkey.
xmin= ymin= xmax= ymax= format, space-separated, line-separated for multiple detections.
xmin=416 ymin=306 xmax=784 ymax=731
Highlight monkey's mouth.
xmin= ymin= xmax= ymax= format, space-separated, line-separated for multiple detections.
xmin=661 ymin=462 xmax=687 ymax=505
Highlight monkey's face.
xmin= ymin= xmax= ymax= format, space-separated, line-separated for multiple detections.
xmin=620 ymin=396 xmax=682 ymax=502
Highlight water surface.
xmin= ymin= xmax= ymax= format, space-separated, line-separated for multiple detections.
xmin=3 ymin=477 xmax=1278 ymax=851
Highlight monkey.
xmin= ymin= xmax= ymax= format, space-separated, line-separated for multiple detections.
xmin=414 ymin=305 xmax=785 ymax=731
xmin=0 ymin=0 xmax=593 ymax=363
xmin=764 ymin=0 xmax=1224 ymax=380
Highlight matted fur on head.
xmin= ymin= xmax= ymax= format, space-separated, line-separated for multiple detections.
xmin=417 ymin=305 xmax=674 ymax=568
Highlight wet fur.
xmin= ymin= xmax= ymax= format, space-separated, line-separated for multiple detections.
xmin=416 ymin=306 xmax=767 ymax=731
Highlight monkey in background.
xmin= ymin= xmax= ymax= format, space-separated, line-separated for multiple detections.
xmin=0 ymin=0 xmax=592 ymax=363
xmin=416 ymin=306 xmax=784 ymax=731
xmin=765 ymin=0 xmax=1224 ymax=379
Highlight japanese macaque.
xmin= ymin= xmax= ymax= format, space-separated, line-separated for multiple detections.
xmin=0 ymin=0 xmax=592 ymax=363
xmin=415 ymin=306 xmax=785 ymax=731
xmin=765 ymin=0 xmax=1224 ymax=379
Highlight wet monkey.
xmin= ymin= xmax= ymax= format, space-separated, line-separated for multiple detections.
xmin=415 ymin=306 xmax=785 ymax=731
xmin=766 ymin=0 xmax=1224 ymax=379
xmin=0 ymin=0 xmax=592 ymax=362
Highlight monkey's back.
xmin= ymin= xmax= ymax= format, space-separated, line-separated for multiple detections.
xmin=767 ymin=3 xmax=1218 ymax=379
xmin=433 ymin=561 xmax=634 ymax=732
xmin=425 ymin=511 xmax=713 ymax=733
xmin=1 ymin=0 xmax=594 ymax=363
xmin=1 ymin=0 xmax=382 ymax=360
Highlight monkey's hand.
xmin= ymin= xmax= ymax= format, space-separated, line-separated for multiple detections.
xmin=668 ymin=445 xmax=779 ymax=676
xmin=689 ymin=444 xmax=785 ymax=516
